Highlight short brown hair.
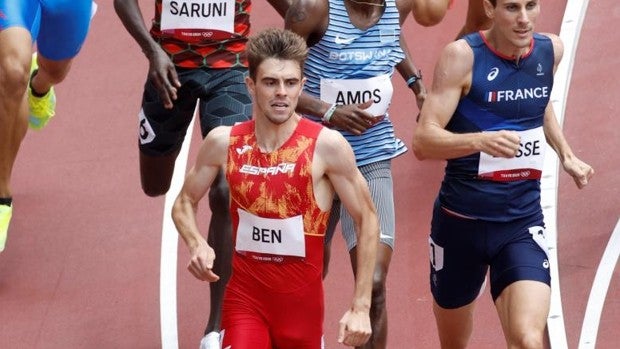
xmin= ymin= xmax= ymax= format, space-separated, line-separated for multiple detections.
xmin=246 ymin=28 xmax=308 ymax=80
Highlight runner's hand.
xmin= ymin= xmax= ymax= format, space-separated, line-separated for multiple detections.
xmin=479 ymin=130 xmax=520 ymax=158
xmin=562 ymin=156 xmax=594 ymax=189
xmin=328 ymin=100 xmax=382 ymax=135
xmin=337 ymin=308 xmax=372 ymax=347
xmin=146 ymin=47 xmax=181 ymax=109
xmin=187 ymin=240 xmax=220 ymax=282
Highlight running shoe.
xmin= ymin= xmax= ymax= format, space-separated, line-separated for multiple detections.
xmin=28 ymin=52 xmax=56 ymax=130
xmin=0 ymin=204 xmax=12 ymax=252
xmin=199 ymin=331 xmax=222 ymax=349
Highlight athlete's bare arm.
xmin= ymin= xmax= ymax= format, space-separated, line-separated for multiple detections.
xmin=314 ymin=128 xmax=378 ymax=347
xmin=409 ymin=0 xmax=492 ymax=37
xmin=171 ymin=126 xmax=231 ymax=282
xmin=540 ymin=34 xmax=594 ymax=188
xmin=267 ymin=0 xmax=293 ymax=18
xmin=285 ymin=0 xmax=328 ymax=48
xmin=409 ymin=0 xmax=451 ymax=27
xmin=114 ymin=0 xmax=181 ymax=109
xmin=285 ymin=0 xmax=334 ymax=118
xmin=459 ymin=0 xmax=492 ymax=37
xmin=412 ymin=39 xmax=520 ymax=160
xmin=396 ymin=0 xmax=426 ymax=109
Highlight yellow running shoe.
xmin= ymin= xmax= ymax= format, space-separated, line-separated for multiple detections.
xmin=0 ymin=204 xmax=12 ymax=252
xmin=28 ymin=52 xmax=56 ymax=130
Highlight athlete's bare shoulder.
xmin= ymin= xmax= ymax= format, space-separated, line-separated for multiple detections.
xmin=431 ymin=38 xmax=474 ymax=95
xmin=439 ymin=38 xmax=474 ymax=75
xmin=287 ymin=0 xmax=328 ymax=26
xmin=539 ymin=32 xmax=564 ymax=69
xmin=285 ymin=0 xmax=329 ymax=43
xmin=196 ymin=125 xmax=232 ymax=167
xmin=315 ymin=127 xmax=356 ymax=172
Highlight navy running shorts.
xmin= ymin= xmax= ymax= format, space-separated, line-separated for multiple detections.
xmin=138 ymin=67 xmax=252 ymax=156
xmin=429 ymin=199 xmax=551 ymax=309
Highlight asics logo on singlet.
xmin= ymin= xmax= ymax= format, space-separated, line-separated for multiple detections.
xmin=240 ymin=163 xmax=295 ymax=175
xmin=487 ymin=67 xmax=499 ymax=81
xmin=334 ymin=35 xmax=356 ymax=45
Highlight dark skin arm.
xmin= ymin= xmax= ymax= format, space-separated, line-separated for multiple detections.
xmin=268 ymin=0 xmax=294 ymax=17
xmin=395 ymin=0 xmax=426 ymax=110
xmin=114 ymin=0 xmax=180 ymax=109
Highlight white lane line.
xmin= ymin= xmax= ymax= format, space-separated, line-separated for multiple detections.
xmin=578 ymin=218 xmax=620 ymax=349
xmin=160 ymin=117 xmax=195 ymax=349
xmin=543 ymin=1 xmax=590 ymax=348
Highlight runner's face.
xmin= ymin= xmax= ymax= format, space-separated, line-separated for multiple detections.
xmin=247 ymin=58 xmax=304 ymax=125
xmin=489 ymin=0 xmax=540 ymax=51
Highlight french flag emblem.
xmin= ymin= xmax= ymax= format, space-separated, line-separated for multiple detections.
xmin=487 ymin=91 xmax=497 ymax=102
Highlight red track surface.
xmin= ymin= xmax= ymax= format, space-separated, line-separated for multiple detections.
xmin=1 ymin=1 xmax=617 ymax=348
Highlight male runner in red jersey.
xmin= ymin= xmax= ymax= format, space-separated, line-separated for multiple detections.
xmin=115 ymin=1 xmax=289 ymax=347
xmin=172 ymin=27 xmax=379 ymax=348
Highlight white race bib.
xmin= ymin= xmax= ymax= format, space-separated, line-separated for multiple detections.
xmin=478 ymin=126 xmax=545 ymax=181
xmin=320 ymin=74 xmax=393 ymax=117
xmin=235 ymin=209 xmax=306 ymax=257
xmin=160 ymin=0 xmax=235 ymax=33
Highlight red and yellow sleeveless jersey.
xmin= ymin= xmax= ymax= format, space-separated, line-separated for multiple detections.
xmin=226 ymin=118 xmax=330 ymax=292
xmin=149 ymin=0 xmax=251 ymax=69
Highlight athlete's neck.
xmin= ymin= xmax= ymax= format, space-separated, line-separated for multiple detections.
xmin=345 ymin=0 xmax=385 ymax=7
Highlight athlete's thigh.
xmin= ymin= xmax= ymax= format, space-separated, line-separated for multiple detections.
xmin=495 ymin=280 xmax=550 ymax=339
xmin=487 ymin=215 xmax=551 ymax=301
xmin=270 ymin=277 xmax=324 ymax=349
xmin=138 ymin=70 xmax=199 ymax=158
xmin=197 ymin=68 xmax=252 ymax=137
xmin=221 ymin=287 xmax=272 ymax=349
xmin=37 ymin=0 xmax=93 ymax=60
xmin=429 ymin=200 xmax=488 ymax=309
xmin=341 ymin=160 xmax=394 ymax=250
xmin=221 ymin=310 xmax=271 ymax=349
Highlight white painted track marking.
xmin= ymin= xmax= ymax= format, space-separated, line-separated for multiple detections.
xmin=578 ymin=218 xmax=620 ymax=349
xmin=160 ymin=117 xmax=195 ymax=349
xmin=542 ymin=1 xmax=590 ymax=348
